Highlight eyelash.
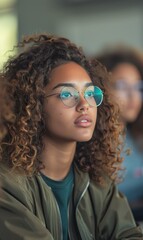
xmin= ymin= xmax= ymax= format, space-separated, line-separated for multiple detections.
xmin=57 ymin=94 xmax=61 ymax=99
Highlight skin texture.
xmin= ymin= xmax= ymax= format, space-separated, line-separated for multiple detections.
xmin=112 ymin=63 xmax=142 ymax=123
xmin=41 ymin=62 xmax=97 ymax=180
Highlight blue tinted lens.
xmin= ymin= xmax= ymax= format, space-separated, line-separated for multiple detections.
xmin=84 ymin=90 xmax=95 ymax=98
xmin=94 ymin=86 xmax=103 ymax=106
xmin=60 ymin=91 xmax=72 ymax=99
xmin=84 ymin=86 xmax=103 ymax=106
xmin=60 ymin=87 xmax=79 ymax=107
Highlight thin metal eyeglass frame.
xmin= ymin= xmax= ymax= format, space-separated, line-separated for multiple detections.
xmin=45 ymin=86 xmax=103 ymax=107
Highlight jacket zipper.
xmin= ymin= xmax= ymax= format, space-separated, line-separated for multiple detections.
xmin=50 ymin=189 xmax=63 ymax=240
xmin=68 ymin=183 xmax=74 ymax=240
xmin=54 ymin=199 xmax=63 ymax=240
xmin=76 ymin=180 xmax=89 ymax=209
xmin=76 ymin=180 xmax=94 ymax=240
xmin=68 ymin=202 xmax=72 ymax=240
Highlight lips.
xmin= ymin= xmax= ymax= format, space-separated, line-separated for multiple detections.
xmin=74 ymin=115 xmax=92 ymax=127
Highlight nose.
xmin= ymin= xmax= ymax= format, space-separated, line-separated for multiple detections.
xmin=76 ymin=95 xmax=89 ymax=113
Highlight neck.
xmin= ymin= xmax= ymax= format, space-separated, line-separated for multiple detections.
xmin=40 ymin=136 xmax=76 ymax=181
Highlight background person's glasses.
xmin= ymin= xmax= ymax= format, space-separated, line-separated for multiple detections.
xmin=45 ymin=85 xmax=103 ymax=108
xmin=114 ymin=80 xmax=143 ymax=95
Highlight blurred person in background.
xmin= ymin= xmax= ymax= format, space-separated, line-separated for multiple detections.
xmin=94 ymin=46 xmax=143 ymax=222
xmin=0 ymin=33 xmax=142 ymax=239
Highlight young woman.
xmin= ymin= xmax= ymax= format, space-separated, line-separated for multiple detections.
xmin=95 ymin=46 xmax=143 ymax=222
xmin=0 ymin=34 xmax=142 ymax=240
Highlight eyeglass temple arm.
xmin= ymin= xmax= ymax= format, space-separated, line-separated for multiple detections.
xmin=45 ymin=93 xmax=59 ymax=98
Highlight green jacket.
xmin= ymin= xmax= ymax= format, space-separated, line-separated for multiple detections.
xmin=0 ymin=164 xmax=142 ymax=240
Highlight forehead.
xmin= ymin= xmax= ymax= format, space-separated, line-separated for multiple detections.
xmin=112 ymin=63 xmax=142 ymax=85
xmin=48 ymin=61 xmax=92 ymax=88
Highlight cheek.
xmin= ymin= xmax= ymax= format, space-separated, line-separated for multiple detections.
xmin=115 ymin=90 xmax=127 ymax=100
xmin=43 ymin=99 xmax=67 ymax=122
xmin=134 ymin=93 xmax=142 ymax=106
xmin=113 ymin=90 xmax=128 ymax=108
xmin=91 ymin=108 xmax=97 ymax=128
xmin=44 ymin=108 xmax=72 ymax=132
xmin=93 ymin=108 xmax=97 ymax=121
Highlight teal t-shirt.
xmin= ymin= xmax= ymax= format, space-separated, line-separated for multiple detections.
xmin=41 ymin=167 xmax=74 ymax=240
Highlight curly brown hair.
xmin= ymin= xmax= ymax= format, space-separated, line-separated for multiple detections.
xmin=0 ymin=79 xmax=15 ymax=141
xmin=95 ymin=46 xmax=143 ymax=150
xmin=0 ymin=33 xmax=123 ymax=184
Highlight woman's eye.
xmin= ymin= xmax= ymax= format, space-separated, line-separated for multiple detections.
xmin=85 ymin=91 xmax=94 ymax=98
xmin=60 ymin=92 xmax=72 ymax=99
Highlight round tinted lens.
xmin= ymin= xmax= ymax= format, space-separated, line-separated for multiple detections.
xmin=84 ymin=86 xmax=96 ymax=107
xmin=84 ymin=86 xmax=103 ymax=107
xmin=60 ymin=87 xmax=79 ymax=107
xmin=94 ymin=86 xmax=103 ymax=106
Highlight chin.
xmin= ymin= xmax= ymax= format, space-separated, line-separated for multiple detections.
xmin=70 ymin=128 xmax=94 ymax=142
xmin=125 ymin=114 xmax=139 ymax=123
xmin=76 ymin=134 xmax=93 ymax=142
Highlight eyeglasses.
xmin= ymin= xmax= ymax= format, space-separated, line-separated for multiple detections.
xmin=45 ymin=85 xmax=103 ymax=108
xmin=114 ymin=80 xmax=143 ymax=94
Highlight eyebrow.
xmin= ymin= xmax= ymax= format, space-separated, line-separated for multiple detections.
xmin=52 ymin=82 xmax=93 ymax=90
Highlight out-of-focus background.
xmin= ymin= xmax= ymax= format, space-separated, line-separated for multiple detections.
xmin=0 ymin=0 xmax=143 ymax=68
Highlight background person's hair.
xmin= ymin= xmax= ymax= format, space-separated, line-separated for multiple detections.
xmin=0 ymin=33 xmax=123 ymax=184
xmin=95 ymin=46 xmax=143 ymax=150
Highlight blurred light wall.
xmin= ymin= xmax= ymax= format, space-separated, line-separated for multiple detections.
xmin=0 ymin=0 xmax=18 ymax=69
xmin=1 ymin=0 xmax=143 ymax=68
xmin=17 ymin=0 xmax=143 ymax=55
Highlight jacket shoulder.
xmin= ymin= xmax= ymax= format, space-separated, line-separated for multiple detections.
xmin=0 ymin=164 xmax=34 ymax=209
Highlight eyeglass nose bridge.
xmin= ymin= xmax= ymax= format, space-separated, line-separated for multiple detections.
xmin=73 ymin=89 xmax=92 ymax=107
xmin=78 ymin=91 xmax=90 ymax=106
xmin=74 ymin=88 xmax=103 ymax=107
